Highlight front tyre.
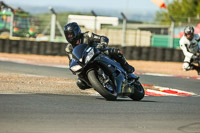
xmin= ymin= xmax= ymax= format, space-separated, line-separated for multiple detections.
xmin=129 ymin=81 xmax=145 ymax=101
xmin=87 ymin=69 xmax=117 ymax=101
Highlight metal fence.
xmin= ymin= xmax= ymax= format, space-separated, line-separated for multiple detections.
xmin=3 ymin=12 xmax=185 ymax=48
xmin=83 ymin=28 xmax=152 ymax=46
xmin=29 ymin=14 xmax=153 ymax=46
xmin=29 ymin=14 xmax=66 ymax=40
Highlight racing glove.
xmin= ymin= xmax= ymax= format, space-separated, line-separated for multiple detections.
xmin=96 ymin=42 xmax=107 ymax=50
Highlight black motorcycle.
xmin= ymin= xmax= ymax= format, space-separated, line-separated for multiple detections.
xmin=69 ymin=44 xmax=145 ymax=101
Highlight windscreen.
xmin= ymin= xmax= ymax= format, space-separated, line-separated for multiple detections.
xmin=72 ymin=44 xmax=88 ymax=59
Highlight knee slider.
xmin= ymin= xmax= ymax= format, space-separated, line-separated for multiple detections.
xmin=183 ymin=62 xmax=192 ymax=71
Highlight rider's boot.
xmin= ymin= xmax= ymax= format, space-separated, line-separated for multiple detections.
xmin=198 ymin=63 xmax=200 ymax=75
xmin=196 ymin=68 xmax=200 ymax=75
xmin=117 ymin=53 xmax=135 ymax=74
xmin=190 ymin=64 xmax=200 ymax=75
xmin=107 ymin=48 xmax=135 ymax=74
xmin=123 ymin=61 xmax=135 ymax=74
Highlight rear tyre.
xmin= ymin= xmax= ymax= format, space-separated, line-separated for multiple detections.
xmin=129 ymin=81 xmax=145 ymax=101
xmin=87 ymin=69 xmax=117 ymax=101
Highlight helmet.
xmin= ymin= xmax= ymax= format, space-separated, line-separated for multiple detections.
xmin=64 ymin=22 xmax=81 ymax=46
xmin=184 ymin=26 xmax=194 ymax=41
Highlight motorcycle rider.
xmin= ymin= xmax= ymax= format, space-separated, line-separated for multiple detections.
xmin=64 ymin=22 xmax=135 ymax=89
xmin=179 ymin=26 xmax=200 ymax=75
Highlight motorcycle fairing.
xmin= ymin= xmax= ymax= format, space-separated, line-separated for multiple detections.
xmin=92 ymin=55 xmax=127 ymax=94
xmin=70 ymin=43 xmax=136 ymax=96
xmin=69 ymin=59 xmax=82 ymax=74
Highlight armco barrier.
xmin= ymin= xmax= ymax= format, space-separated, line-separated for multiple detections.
xmin=0 ymin=39 xmax=184 ymax=62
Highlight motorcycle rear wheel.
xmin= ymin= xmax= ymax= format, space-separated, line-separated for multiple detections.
xmin=129 ymin=81 xmax=145 ymax=101
xmin=87 ymin=69 xmax=117 ymax=101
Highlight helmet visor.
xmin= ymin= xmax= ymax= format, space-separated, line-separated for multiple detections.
xmin=186 ymin=33 xmax=194 ymax=40
xmin=67 ymin=32 xmax=73 ymax=39
xmin=65 ymin=31 xmax=74 ymax=42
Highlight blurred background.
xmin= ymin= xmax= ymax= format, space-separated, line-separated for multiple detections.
xmin=0 ymin=0 xmax=200 ymax=48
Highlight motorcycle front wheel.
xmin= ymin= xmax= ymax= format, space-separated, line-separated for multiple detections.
xmin=87 ymin=69 xmax=117 ymax=101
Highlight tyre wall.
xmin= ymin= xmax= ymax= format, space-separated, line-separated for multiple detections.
xmin=0 ymin=39 xmax=184 ymax=62
xmin=0 ymin=39 xmax=66 ymax=56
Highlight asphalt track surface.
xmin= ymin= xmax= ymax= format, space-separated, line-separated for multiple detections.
xmin=0 ymin=61 xmax=200 ymax=133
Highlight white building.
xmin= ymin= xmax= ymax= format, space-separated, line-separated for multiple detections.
xmin=68 ymin=15 xmax=119 ymax=30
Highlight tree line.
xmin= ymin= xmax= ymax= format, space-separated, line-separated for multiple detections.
xmin=155 ymin=0 xmax=200 ymax=26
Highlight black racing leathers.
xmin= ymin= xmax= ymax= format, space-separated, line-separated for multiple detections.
xmin=65 ymin=31 xmax=134 ymax=90
xmin=65 ymin=31 xmax=108 ymax=62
